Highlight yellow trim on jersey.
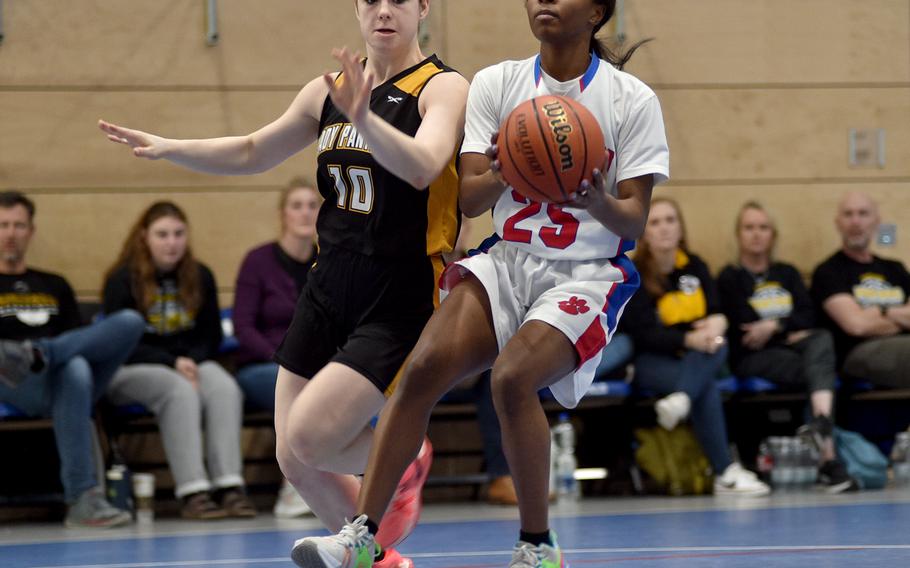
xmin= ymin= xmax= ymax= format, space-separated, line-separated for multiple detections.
xmin=384 ymin=254 xmax=446 ymax=397
xmin=394 ymin=61 xmax=444 ymax=97
xmin=675 ymin=249 xmax=689 ymax=270
xmin=426 ymin=151 xmax=459 ymax=257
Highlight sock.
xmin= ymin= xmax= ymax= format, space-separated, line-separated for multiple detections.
xmin=519 ymin=530 xmax=552 ymax=547
xmin=362 ymin=516 xmax=379 ymax=536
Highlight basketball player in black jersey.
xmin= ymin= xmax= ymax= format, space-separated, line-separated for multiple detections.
xmin=98 ymin=1 xmax=468 ymax=566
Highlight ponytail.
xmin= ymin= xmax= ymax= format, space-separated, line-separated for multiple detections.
xmin=592 ymin=0 xmax=652 ymax=70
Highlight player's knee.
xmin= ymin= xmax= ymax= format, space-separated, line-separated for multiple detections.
xmin=276 ymin=438 xmax=313 ymax=485
xmin=490 ymin=363 xmax=536 ymax=415
xmin=397 ymin=350 xmax=451 ymax=405
xmin=284 ymin=422 xmax=339 ymax=469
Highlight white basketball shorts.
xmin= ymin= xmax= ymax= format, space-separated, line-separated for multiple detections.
xmin=439 ymin=237 xmax=639 ymax=408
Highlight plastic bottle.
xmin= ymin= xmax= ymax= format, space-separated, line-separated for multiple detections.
xmin=756 ymin=439 xmax=774 ymax=482
xmin=891 ymin=432 xmax=910 ymax=486
xmin=552 ymin=413 xmax=580 ymax=501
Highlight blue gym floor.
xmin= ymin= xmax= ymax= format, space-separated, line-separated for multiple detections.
xmin=3 ymin=492 xmax=910 ymax=568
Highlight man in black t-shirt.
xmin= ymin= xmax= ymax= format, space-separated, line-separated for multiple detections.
xmin=0 ymin=191 xmax=145 ymax=527
xmin=810 ymin=192 xmax=910 ymax=387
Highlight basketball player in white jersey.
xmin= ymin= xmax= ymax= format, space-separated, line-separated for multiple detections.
xmin=293 ymin=2 xmax=669 ymax=568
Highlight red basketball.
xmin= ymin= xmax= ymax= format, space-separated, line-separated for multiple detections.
xmin=498 ymin=95 xmax=605 ymax=204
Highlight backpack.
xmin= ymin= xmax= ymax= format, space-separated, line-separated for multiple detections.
xmin=634 ymin=426 xmax=713 ymax=495
xmin=834 ymin=428 xmax=888 ymax=490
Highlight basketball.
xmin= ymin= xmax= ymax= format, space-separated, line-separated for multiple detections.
xmin=498 ymin=95 xmax=605 ymax=204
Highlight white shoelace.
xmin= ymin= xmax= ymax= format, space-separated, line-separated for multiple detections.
xmin=511 ymin=544 xmax=542 ymax=568
xmin=334 ymin=516 xmax=373 ymax=548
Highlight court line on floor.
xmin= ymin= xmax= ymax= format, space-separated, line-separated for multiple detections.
xmin=28 ymin=545 xmax=910 ymax=568
xmin=11 ymin=496 xmax=910 ymax=548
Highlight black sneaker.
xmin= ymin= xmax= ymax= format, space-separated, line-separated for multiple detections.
xmin=797 ymin=415 xmax=834 ymax=453
xmin=818 ymin=460 xmax=857 ymax=494
xmin=0 ymin=340 xmax=37 ymax=389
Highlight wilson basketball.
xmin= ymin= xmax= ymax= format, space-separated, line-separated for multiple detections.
xmin=498 ymin=95 xmax=605 ymax=204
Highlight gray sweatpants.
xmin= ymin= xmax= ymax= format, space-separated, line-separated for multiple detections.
xmin=106 ymin=361 xmax=245 ymax=498
xmin=843 ymin=335 xmax=910 ymax=388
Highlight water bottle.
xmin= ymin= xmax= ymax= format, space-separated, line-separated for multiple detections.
xmin=891 ymin=432 xmax=910 ymax=486
xmin=552 ymin=413 xmax=580 ymax=501
xmin=768 ymin=437 xmax=786 ymax=488
xmin=756 ymin=440 xmax=774 ymax=482
xmin=797 ymin=438 xmax=816 ymax=486
xmin=106 ymin=464 xmax=134 ymax=514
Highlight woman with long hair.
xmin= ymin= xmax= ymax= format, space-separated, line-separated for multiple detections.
xmin=718 ymin=201 xmax=854 ymax=492
xmin=99 ymin=1 xmax=467 ymax=563
xmin=622 ymin=198 xmax=770 ymax=496
xmin=294 ymin=1 xmax=669 ymax=567
xmin=103 ymin=201 xmax=254 ymax=519
xmin=233 ymin=177 xmax=321 ymax=517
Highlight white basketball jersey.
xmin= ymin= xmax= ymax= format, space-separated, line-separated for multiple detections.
xmin=462 ymin=55 xmax=670 ymax=261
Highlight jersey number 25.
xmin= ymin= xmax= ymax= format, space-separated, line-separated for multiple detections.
xmin=502 ymin=190 xmax=579 ymax=249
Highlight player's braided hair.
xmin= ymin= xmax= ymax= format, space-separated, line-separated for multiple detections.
xmin=591 ymin=0 xmax=651 ymax=70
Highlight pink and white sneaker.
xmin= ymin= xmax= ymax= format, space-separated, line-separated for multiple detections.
xmin=375 ymin=438 xmax=433 ymax=549
xmin=374 ymin=548 xmax=413 ymax=568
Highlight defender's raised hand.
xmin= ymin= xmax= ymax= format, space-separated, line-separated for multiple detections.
xmin=98 ymin=119 xmax=170 ymax=160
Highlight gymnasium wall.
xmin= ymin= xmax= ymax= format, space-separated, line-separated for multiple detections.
xmin=0 ymin=0 xmax=908 ymax=303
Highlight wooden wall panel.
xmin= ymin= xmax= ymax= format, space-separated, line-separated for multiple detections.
xmin=1 ymin=0 xmax=908 ymax=301
xmin=27 ymin=190 xmax=284 ymax=302
xmin=0 ymin=0 xmax=360 ymax=87
xmin=654 ymin=183 xmax=910 ymax=278
xmin=440 ymin=0 xmax=540 ymax=79
xmin=659 ymin=88 xmax=910 ymax=181
xmin=619 ymin=0 xmax=910 ymax=85
xmin=0 ymin=92 xmax=315 ymax=189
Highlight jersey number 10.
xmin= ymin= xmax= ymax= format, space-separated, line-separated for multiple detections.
xmin=328 ymin=165 xmax=375 ymax=214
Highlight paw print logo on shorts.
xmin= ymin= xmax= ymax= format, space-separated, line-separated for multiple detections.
xmin=558 ymin=296 xmax=590 ymax=315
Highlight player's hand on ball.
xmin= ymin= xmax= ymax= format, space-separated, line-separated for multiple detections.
xmin=485 ymin=132 xmax=507 ymax=188
xmin=565 ymin=150 xmax=612 ymax=211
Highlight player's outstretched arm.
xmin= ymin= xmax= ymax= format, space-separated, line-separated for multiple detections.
xmin=98 ymin=75 xmax=327 ymax=176
xmin=325 ymin=47 xmax=469 ymax=190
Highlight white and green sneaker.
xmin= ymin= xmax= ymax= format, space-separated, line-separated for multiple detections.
xmin=509 ymin=533 xmax=564 ymax=568
xmin=292 ymin=515 xmax=377 ymax=568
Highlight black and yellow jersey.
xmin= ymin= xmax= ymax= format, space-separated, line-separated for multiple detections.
xmin=620 ymin=251 xmax=722 ymax=356
xmin=315 ymin=54 xmax=461 ymax=259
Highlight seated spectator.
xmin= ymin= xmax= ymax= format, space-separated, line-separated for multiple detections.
xmin=102 ymin=201 xmax=255 ymax=520
xmin=594 ymin=333 xmax=634 ymax=380
xmin=0 ymin=190 xmax=144 ymax=527
xmin=811 ymin=192 xmax=910 ymax=388
xmin=718 ymin=201 xmax=854 ymax=492
xmin=622 ymin=198 xmax=769 ymax=496
xmin=233 ymin=177 xmax=319 ymax=517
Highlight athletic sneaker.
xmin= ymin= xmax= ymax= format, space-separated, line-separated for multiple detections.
xmin=374 ymin=548 xmax=413 ymax=568
xmin=65 ymin=487 xmax=132 ymax=528
xmin=714 ymin=462 xmax=771 ymax=496
xmin=291 ymin=514 xmax=376 ymax=568
xmin=0 ymin=339 xmax=37 ymax=389
xmin=509 ymin=534 xmax=563 ymax=568
xmin=655 ymin=392 xmax=690 ymax=431
xmin=818 ymin=459 xmax=857 ymax=494
xmin=797 ymin=415 xmax=834 ymax=454
xmin=274 ymin=478 xmax=313 ymax=518
xmin=375 ymin=437 xmax=432 ymax=549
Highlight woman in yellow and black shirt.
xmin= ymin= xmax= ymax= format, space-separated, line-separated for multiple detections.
xmin=621 ymin=198 xmax=769 ymax=496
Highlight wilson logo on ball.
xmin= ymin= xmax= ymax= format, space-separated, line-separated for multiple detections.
xmin=543 ymin=101 xmax=574 ymax=172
